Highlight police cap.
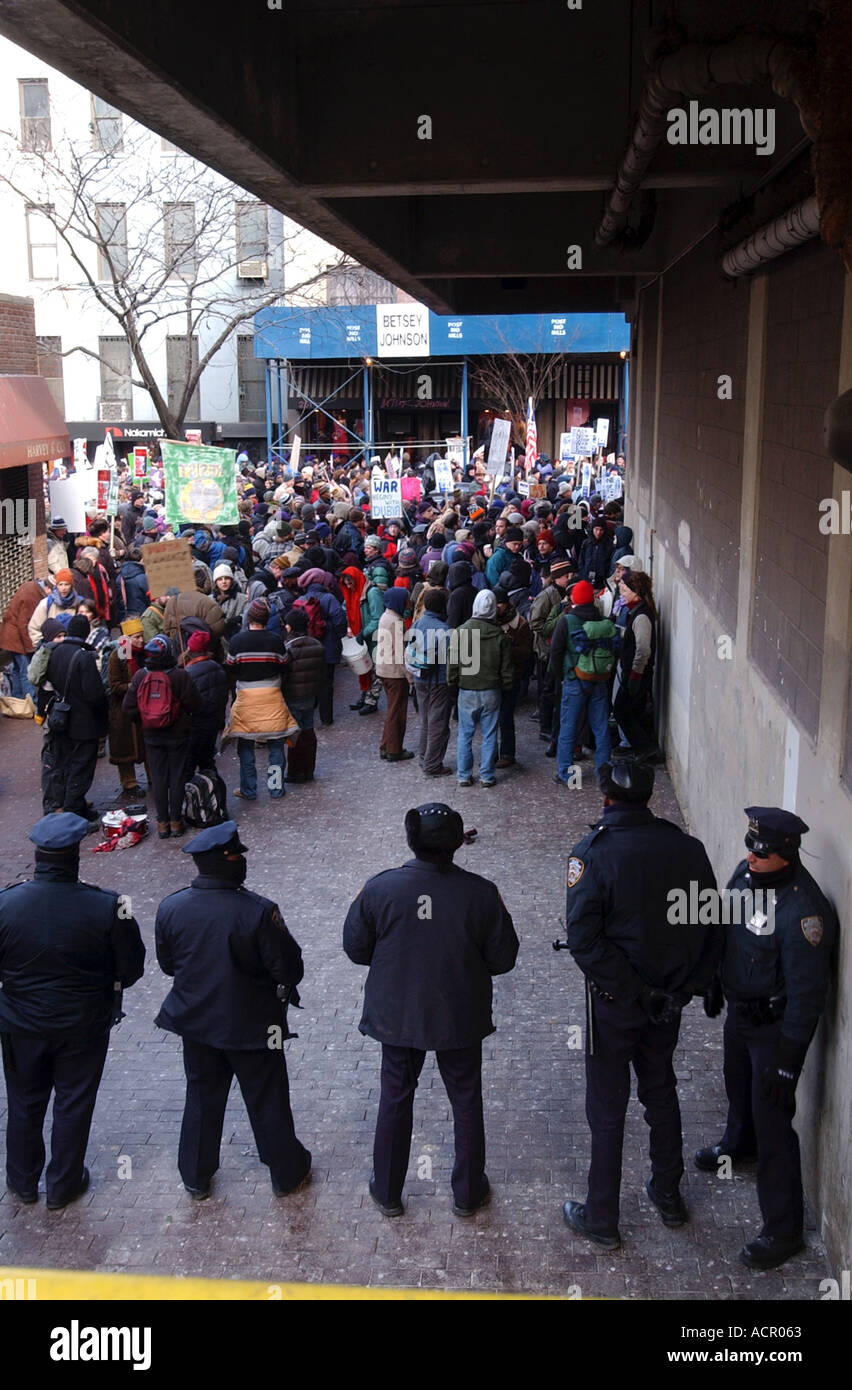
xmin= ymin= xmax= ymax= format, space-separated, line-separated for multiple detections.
xmin=598 ymin=760 xmax=655 ymax=803
xmin=29 ymin=812 xmax=91 ymax=850
xmin=405 ymin=803 xmax=465 ymax=854
xmin=744 ymin=807 xmax=809 ymax=858
xmin=182 ymin=821 xmax=248 ymax=856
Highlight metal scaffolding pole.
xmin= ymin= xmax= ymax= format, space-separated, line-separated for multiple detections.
xmin=461 ymin=358 xmax=469 ymax=468
xmin=265 ymin=360 xmax=273 ymax=462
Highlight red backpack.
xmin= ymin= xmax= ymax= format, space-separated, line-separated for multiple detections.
xmin=136 ymin=669 xmax=177 ymax=728
xmin=293 ymin=596 xmax=326 ymax=641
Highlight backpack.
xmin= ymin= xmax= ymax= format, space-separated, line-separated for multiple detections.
xmin=565 ymin=615 xmax=617 ymax=682
xmin=182 ymin=767 xmax=228 ymax=827
xmin=292 ymin=595 xmax=326 ymax=641
xmin=136 ymin=669 xmax=178 ymax=728
xmin=405 ymin=624 xmax=445 ymax=678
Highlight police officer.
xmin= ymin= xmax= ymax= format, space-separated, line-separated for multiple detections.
xmin=695 ymin=807 xmax=838 ymax=1270
xmin=560 ymin=762 xmax=722 ymax=1249
xmin=154 ymin=821 xmax=311 ymax=1199
xmin=0 ymin=813 xmax=145 ymax=1209
xmin=343 ymin=804 xmax=518 ymax=1217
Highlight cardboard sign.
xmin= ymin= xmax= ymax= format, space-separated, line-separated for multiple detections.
xmin=434 ymin=459 xmax=455 ymax=492
xmin=370 ymin=476 xmax=403 ymax=519
xmin=141 ymin=538 xmax=195 ymax=598
xmin=290 ymin=434 xmax=301 ymax=471
xmin=486 ymin=417 xmax=512 ymax=475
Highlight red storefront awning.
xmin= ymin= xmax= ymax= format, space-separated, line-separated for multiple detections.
xmin=0 ymin=375 xmax=69 ymax=469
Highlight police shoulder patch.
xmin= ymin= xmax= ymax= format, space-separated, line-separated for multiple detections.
xmin=567 ymin=857 xmax=585 ymax=888
xmin=801 ymin=915 xmax=824 ymax=946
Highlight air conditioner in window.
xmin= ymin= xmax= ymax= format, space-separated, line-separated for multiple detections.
xmin=98 ymin=400 xmax=129 ymax=422
xmin=237 ymin=259 xmax=268 ymax=280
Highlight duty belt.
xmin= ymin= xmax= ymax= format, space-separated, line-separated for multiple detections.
xmin=734 ymin=997 xmax=785 ymax=1025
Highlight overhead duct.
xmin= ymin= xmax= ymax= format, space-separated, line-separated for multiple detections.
xmin=595 ymin=30 xmax=816 ymax=248
xmin=721 ymin=194 xmax=820 ymax=276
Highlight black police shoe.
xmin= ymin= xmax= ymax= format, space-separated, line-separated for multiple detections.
xmin=453 ymin=1177 xmax=490 ymax=1218
xmin=47 ymin=1167 xmax=90 ymax=1211
xmin=368 ymin=1175 xmax=404 ymax=1217
xmin=645 ymin=1177 xmax=688 ymax=1227
xmin=273 ymin=1163 xmax=312 ymax=1197
xmin=694 ymin=1143 xmax=758 ymax=1172
xmin=740 ymin=1234 xmax=805 ymax=1271
xmin=184 ymin=1184 xmax=210 ymax=1201
xmin=6 ymin=1183 xmax=38 ymax=1205
xmin=562 ymin=1200 xmax=621 ymax=1249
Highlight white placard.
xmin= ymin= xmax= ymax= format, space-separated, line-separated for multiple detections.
xmin=370 ymin=476 xmax=403 ymax=518
xmin=559 ymin=432 xmax=575 ymax=462
xmin=445 ymin=436 xmax=465 ymax=467
xmin=581 ymin=462 xmax=592 ymax=498
xmin=49 ymin=474 xmax=90 ymax=532
xmin=384 ymin=453 xmax=399 ymax=479
xmin=376 ymin=303 xmax=430 ymax=358
xmin=571 ymin=426 xmax=596 ymax=456
xmin=595 ymin=417 xmax=610 ymax=447
xmin=290 ymin=434 xmax=301 ymax=471
xmin=434 ymin=459 xmax=454 ymax=492
xmin=486 ymin=418 xmax=512 ymax=475
xmin=608 ymin=473 xmax=623 ymax=500
xmin=72 ymin=438 xmax=90 ymax=472
xmin=517 ymin=478 xmax=530 ymax=498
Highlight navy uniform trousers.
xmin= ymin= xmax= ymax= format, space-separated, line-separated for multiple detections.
xmin=584 ymin=995 xmax=683 ymax=1232
xmin=178 ymin=1040 xmax=310 ymax=1193
xmin=719 ymin=1005 xmax=803 ymax=1240
xmin=373 ymin=1043 xmax=485 ymax=1209
xmin=1 ymin=1031 xmax=109 ymax=1204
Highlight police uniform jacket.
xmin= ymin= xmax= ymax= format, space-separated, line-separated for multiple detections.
xmin=565 ymin=805 xmax=722 ymax=1002
xmin=155 ymin=877 xmax=303 ymax=1049
xmin=343 ymin=859 xmax=519 ymax=1051
xmin=0 ymin=865 xmax=145 ymax=1038
xmin=721 ymin=858 xmax=838 ymax=1047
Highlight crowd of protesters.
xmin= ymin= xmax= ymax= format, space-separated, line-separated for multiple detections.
xmin=0 ymin=440 xmax=657 ymax=832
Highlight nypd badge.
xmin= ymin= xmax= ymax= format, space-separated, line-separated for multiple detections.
xmin=567 ymin=857 xmax=585 ymax=888
xmin=801 ymin=915 xmax=824 ymax=946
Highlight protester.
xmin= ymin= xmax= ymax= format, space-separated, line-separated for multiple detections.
xmin=447 ymin=589 xmax=513 ymax=788
xmin=375 ymin=588 xmax=413 ymax=761
xmin=223 ymin=599 xmax=298 ymax=800
xmin=407 ymin=588 xmax=452 ymax=777
xmin=107 ymin=619 xmax=148 ymax=798
xmin=123 ymin=634 xmax=201 ymax=838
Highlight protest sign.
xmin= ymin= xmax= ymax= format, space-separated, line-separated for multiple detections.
xmin=371 ymin=476 xmax=403 ymax=519
xmin=434 ymin=459 xmax=455 ymax=492
xmin=141 ymin=538 xmax=195 ymax=598
xmin=162 ymin=441 xmax=238 ymax=526
xmin=486 ymin=418 xmax=511 ymax=475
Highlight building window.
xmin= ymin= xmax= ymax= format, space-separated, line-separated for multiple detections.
xmin=99 ymin=335 xmax=133 ymax=408
xmin=235 ymin=203 xmax=268 ymax=271
xmin=91 ymin=94 xmax=123 ymax=152
xmin=37 ymin=336 xmax=65 ymax=415
xmin=19 ymin=79 xmax=51 ymax=152
xmin=167 ymin=335 xmax=200 ymax=417
xmin=164 ymin=202 xmax=196 ymax=281
xmin=96 ymin=203 xmax=128 ymax=281
xmin=25 ymin=205 xmax=57 ymax=280
xmin=324 ymin=264 xmax=398 ymax=306
xmin=237 ymin=335 xmax=266 ymax=421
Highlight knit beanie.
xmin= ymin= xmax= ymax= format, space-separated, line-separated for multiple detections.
xmin=571 ymin=580 xmax=595 ymax=606
xmin=187 ymin=629 xmax=210 ymax=653
xmin=54 ymin=568 xmax=74 ymax=584
xmin=248 ymin=598 xmax=270 ymax=624
xmin=472 ymin=590 xmax=497 ymax=620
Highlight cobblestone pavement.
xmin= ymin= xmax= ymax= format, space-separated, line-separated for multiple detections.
xmin=0 ymin=674 xmax=831 ymax=1299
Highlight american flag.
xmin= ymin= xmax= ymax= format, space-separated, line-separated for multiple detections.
xmin=524 ymin=396 xmax=538 ymax=474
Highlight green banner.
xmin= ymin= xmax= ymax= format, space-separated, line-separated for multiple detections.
xmin=161 ymin=440 xmax=238 ymax=527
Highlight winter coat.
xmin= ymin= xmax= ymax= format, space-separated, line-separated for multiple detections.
xmin=116 ymin=561 xmax=150 ymax=622
xmin=578 ymin=532 xmax=616 ymax=584
xmin=107 ymin=649 xmax=145 ymax=766
xmin=485 ymin=544 xmax=516 ymax=589
xmin=359 ymin=583 xmax=385 ymax=655
xmin=375 ymin=610 xmax=409 ymax=680
xmin=498 ymin=606 xmax=534 ymax=684
xmin=184 ymin=656 xmax=229 ymax=732
xmin=0 ymin=580 xmax=47 ymax=655
xmin=447 ymin=617 xmax=514 ymax=692
xmin=163 ymin=591 xmax=226 ymax=643
xmin=212 ymin=586 xmax=249 ymax=643
xmin=141 ymin=603 xmax=166 ymax=644
xmin=446 ymin=561 xmax=477 ymax=629
xmin=298 ymin=582 xmax=347 ymax=664
xmin=123 ymin=657 xmax=201 ymax=746
xmin=529 ymin=582 xmax=566 ymax=660
xmin=612 ymin=525 xmax=634 ymax=563
xmin=27 ymin=589 xmax=78 ymax=648
xmin=408 ymin=612 xmax=450 ymax=686
xmin=45 ymin=636 xmax=109 ymax=741
xmin=282 ymin=634 xmax=326 ymax=705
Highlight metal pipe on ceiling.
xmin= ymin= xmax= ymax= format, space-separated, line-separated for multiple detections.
xmin=595 ymin=30 xmax=816 ymax=248
xmin=721 ymin=194 xmax=820 ymax=277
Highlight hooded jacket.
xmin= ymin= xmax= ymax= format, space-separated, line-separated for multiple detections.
xmin=447 ymin=616 xmax=514 ymax=692
xmin=116 ymin=559 xmax=150 ymax=622
xmin=446 ymin=561 xmax=477 ymax=630
xmin=578 ymin=528 xmax=616 ymax=584
xmin=45 ymin=635 xmax=109 ymax=741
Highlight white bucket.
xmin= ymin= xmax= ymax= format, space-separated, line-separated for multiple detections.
xmin=341 ymin=635 xmax=372 ymax=676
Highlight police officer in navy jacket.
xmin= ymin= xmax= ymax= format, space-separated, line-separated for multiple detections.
xmin=344 ymin=804 xmax=518 ymax=1218
xmin=561 ymin=762 xmax=721 ymax=1249
xmin=154 ymin=821 xmax=310 ymax=1199
xmin=0 ymin=814 xmax=145 ymax=1209
xmin=696 ymin=807 xmax=838 ymax=1271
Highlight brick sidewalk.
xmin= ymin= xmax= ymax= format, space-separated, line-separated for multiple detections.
xmin=0 ymin=676 xmax=831 ymax=1298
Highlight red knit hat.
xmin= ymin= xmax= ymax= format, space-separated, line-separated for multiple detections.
xmin=537 ymin=528 xmax=555 ymax=547
xmin=187 ymin=629 xmax=210 ymax=652
xmin=571 ymin=580 xmax=595 ymax=606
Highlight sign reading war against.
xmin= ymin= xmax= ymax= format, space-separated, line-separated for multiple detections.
xmin=161 ymin=440 xmax=238 ymax=526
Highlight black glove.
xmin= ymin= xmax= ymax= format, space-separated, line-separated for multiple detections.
xmin=703 ymin=976 xmax=724 ymax=1019
xmin=639 ymin=986 xmax=682 ymax=1025
xmin=760 ymin=1036 xmax=807 ymax=1112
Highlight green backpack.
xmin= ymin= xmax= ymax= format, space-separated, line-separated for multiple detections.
xmin=564 ymin=614 xmax=617 ymax=682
